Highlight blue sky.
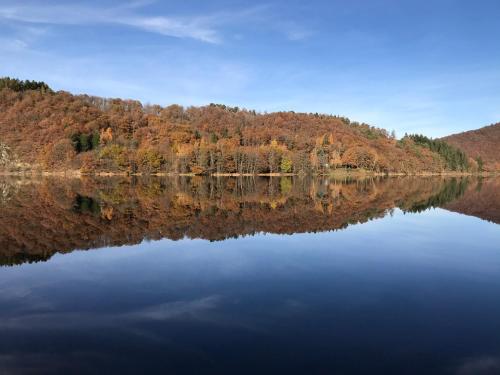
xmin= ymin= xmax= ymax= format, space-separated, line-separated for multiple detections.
xmin=0 ymin=0 xmax=499 ymax=137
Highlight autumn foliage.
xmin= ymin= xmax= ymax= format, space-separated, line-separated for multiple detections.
xmin=0 ymin=78 xmax=490 ymax=174
xmin=441 ymin=123 xmax=500 ymax=171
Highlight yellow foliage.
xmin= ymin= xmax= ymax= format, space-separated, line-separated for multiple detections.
xmin=136 ymin=148 xmax=164 ymax=173
xmin=99 ymin=144 xmax=129 ymax=169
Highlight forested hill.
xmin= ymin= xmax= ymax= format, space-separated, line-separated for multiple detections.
xmin=0 ymin=77 xmax=479 ymax=175
xmin=441 ymin=123 xmax=500 ymax=172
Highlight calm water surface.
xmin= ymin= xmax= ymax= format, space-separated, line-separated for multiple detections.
xmin=0 ymin=176 xmax=499 ymax=374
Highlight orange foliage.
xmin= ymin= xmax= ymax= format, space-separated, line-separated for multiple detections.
xmin=0 ymin=87 xmax=480 ymax=174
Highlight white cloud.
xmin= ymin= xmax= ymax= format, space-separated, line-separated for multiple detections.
xmin=0 ymin=2 xmax=222 ymax=43
xmin=121 ymin=16 xmax=220 ymax=43
xmin=0 ymin=2 xmax=313 ymax=45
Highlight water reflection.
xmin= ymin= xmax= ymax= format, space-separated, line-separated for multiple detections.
xmin=0 ymin=176 xmax=498 ymax=266
xmin=0 ymin=177 xmax=500 ymax=374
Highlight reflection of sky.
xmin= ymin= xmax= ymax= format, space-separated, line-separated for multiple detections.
xmin=0 ymin=208 xmax=499 ymax=373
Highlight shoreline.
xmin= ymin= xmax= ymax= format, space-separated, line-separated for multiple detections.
xmin=0 ymin=169 xmax=497 ymax=178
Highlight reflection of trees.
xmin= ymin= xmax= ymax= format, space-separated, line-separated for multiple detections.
xmin=0 ymin=181 xmax=18 ymax=205
xmin=402 ymin=178 xmax=470 ymax=213
xmin=0 ymin=176 xmax=491 ymax=266
xmin=444 ymin=177 xmax=500 ymax=224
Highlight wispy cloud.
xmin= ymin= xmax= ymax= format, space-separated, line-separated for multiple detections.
xmin=0 ymin=23 xmax=48 ymax=52
xmin=120 ymin=15 xmax=220 ymax=43
xmin=286 ymin=29 xmax=314 ymax=41
xmin=274 ymin=20 xmax=314 ymax=41
xmin=0 ymin=2 xmax=224 ymax=43
xmin=0 ymin=37 xmax=28 ymax=51
xmin=0 ymin=2 xmax=313 ymax=44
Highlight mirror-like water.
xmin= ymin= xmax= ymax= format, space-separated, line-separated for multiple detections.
xmin=0 ymin=176 xmax=499 ymax=374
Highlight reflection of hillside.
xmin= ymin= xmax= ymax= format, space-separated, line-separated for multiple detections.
xmin=0 ymin=176 xmax=489 ymax=266
xmin=400 ymin=177 xmax=470 ymax=213
xmin=443 ymin=177 xmax=500 ymax=224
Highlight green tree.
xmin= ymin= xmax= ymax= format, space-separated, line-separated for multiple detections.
xmin=71 ymin=134 xmax=82 ymax=152
xmin=91 ymin=132 xmax=100 ymax=150
xmin=408 ymin=134 xmax=469 ymax=171
xmin=79 ymin=134 xmax=90 ymax=152
xmin=0 ymin=77 xmax=51 ymax=93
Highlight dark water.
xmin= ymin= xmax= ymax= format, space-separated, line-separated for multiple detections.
xmin=0 ymin=176 xmax=499 ymax=374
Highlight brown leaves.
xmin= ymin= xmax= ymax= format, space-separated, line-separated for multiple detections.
xmin=0 ymin=86 xmax=481 ymax=174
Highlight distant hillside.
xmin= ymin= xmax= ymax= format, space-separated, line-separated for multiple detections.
xmin=442 ymin=123 xmax=500 ymax=171
xmin=0 ymin=77 xmax=476 ymax=175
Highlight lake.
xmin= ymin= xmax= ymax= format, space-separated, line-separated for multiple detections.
xmin=0 ymin=176 xmax=499 ymax=374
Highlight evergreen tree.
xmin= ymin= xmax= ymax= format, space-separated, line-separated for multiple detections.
xmin=408 ymin=134 xmax=469 ymax=171
xmin=79 ymin=134 xmax=90 ymax=152
xmin=91 ymin=132 xmax=100 ymax=149
xmin=0 ymin=77 xmax=51 ymax=93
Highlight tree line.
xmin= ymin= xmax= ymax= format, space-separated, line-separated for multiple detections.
xmin=0 ymin=77 xmax=480 ymax=175
xmin=0 ymin=77 xmax=52 ymax=93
